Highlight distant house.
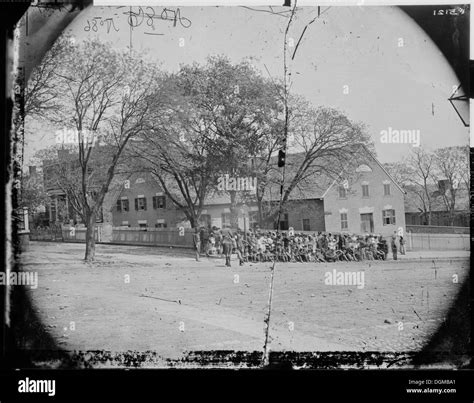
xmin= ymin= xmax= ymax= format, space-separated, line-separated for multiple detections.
xmin=404 ymin=183 xmax=469 ymax=227
xmin=321 ymin=148 xmax=406 ymax=236
xmin=42 ymin=147 xmax=115 ymax=225
xmin=112 ymin=171 xmax=183 ymax=229
xmin=112 ymin=144 xmax=407 ymax=236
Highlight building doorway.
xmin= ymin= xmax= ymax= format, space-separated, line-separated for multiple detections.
xmin=360 ymin=213 xmax=374 ymax=233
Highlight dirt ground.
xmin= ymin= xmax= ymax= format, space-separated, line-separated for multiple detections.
xmin=17 ymin=242 xmax=469 ymax=367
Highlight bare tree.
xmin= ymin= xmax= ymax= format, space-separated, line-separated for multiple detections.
xmin=129 ymin=77 xmax=219 ymax=229
xmin=406 ymin=148 xmax=436 ymax=225
xmin=432 ymin=146 xmax=469 ymax=226
xmin=24 ymin=35 xmax=72 ymax=119
xmin=34 ymin=38 xmax=163 ymax=261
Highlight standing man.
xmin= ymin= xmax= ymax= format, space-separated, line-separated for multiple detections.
xmin=399 ymin=235 xmax=406 ymax=255
xmin=235 ymin=230 xmax=244 ymax=266
xmin=391 ymin=231 xmax=398 ymax=260
xmin=193 ymin=228 xmax=201 ymax=262
xmin=222 ymin=227 xmax=233 ymax=267
xmin=200 ymin=226 xmax=209 ymax=255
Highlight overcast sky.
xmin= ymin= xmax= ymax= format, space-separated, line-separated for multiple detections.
xmin=25 ymin=5 xmax=469 ymax=164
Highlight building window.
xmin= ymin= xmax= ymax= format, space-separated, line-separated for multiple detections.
xmin=153 ymin=195 xmax=166 ymax=209
xmin=340 ymin=213 xmax=348 ymax=230
xmin=382 ymin=209 xmax=396 ymax=225
xmin=116 ymin=198 xmax=129 ymax=212
xmin=222 ymin=212 xmax=232 ymax=228
xmin=362 ymin=184 xmax=369 ymax=198
xmin=338 ymin=185 xmax=347 ymax=198
xmin=279 ymin=213 xmax=289 ymax=231
xmin=302 ymin=218 xmax=311 ymax=231
xmin=139 ymin=223 xmax=147 ymax=230
xmin=155 ymin=222 xmax=167 ymax=228
xmin=248 ymin=211 xmax=259 ymax=229
xmin=384 ymin=183 xmax=391 ymax=196
xmin=135 ymin=197 xmax=147 ymax=211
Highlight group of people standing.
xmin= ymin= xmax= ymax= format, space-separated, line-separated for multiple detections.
xmin=193 ymin=226 xmax=406 ymax=266
xmin=193 ymin=226 xmax=244 ymax=266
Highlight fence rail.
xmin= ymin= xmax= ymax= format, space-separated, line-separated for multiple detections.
xmin=29 ymin=226 xmax=470 ymax=251
xmin=406 ymin=225 xmax=469 ymax=234
xmin=111 ymin=227 xmax=193 ymax=247
xmin=406 ymin=232 xmax=470 ymax=251
xmin=30 ymin=227 xmax=100 ymax=242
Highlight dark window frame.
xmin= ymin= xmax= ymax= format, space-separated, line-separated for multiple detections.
xmin=302 ymin=218 xmax=311 ymax=231
xmin=362 ymin=184 xmax=369 ymax=198
xmin=340 ymin=213 xmax=348 ymax=230
xmin=382 ymin=209 xmax=396 ymax=225
xmin=117 ymin=198 xmax=129 ymax=212
xmin=135 ymin=197 xmax=147 ymax=211
xmin=338 ymin=185 xmax=347 ymax=199
xmin=152 ymin=195 xmax=166 ymax=209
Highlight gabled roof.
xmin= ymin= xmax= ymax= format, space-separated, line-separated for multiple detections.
xmin=363 ymin=145 xmax=406 ymax=195
xmin=322 ymin=144 xmax=406 ymax=198
xmin=117 ymin=144 xmax=407 ymax=206
xmin=204 ymin=144 xmax=394 ymax=205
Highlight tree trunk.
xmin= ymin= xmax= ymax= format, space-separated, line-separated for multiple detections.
xmin=84 ymin=213 xmax=97 ymax=262
xmin=229 ymin=191 xmax=238 ymax=229
xmin=257 ymin=198 xmax=264 ymax=227
xmin=450 ymin=208 xmax=455 ymax=226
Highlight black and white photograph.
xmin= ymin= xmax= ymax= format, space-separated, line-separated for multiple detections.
xmin=1 ymin=0 xmax=471 ymax=389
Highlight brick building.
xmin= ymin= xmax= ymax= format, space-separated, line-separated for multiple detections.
xmin=322 ymin=148 xmax=406 ymax=236
xmin=113 ymin=171 xmax=185 ymax=229
xmin=112 ymin=145 xmax=406 ymax=236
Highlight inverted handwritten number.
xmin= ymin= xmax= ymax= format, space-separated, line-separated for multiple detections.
xmin=145 ymin=7 xmax=155 ymax=28
xmin=105 ymin=18 xmax=119 ymax=33
xmin=175 ymin=9 xmax=192 ymax=28
xmin=127 ymin=7 xmax=144 ymax=28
